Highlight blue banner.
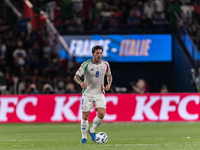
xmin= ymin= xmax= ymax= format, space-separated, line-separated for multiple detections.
xmin=58 ymin=34 xmax=172 ymax=62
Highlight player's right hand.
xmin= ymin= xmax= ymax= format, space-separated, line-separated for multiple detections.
xmin=80 ymin=82 xmax=87 ymax=89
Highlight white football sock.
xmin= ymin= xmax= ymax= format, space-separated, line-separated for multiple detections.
xmin=81 ymin=119 xmax=88 ymax=139
xmin=90 ymin=116 xmax=102 ymax=133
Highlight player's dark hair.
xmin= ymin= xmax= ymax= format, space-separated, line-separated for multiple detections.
xmin=92 ymin=45 xmax=103 ymax=53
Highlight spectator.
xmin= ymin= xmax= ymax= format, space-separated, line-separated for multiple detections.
xmin=181 ymin=2 xmax=193 ymax=20
xmin=95 ymin=0 xmax=109 ymax=11
xmin=0 ymin=59 xmax=7 ymax=75
xmin=183 ymin=16 xmax=192 ymax=30
xmin=92 ymin=14 xmax=103 ymax=32
xmin=26 ymin=83 xmax=39 ymax=94
xmin=137 ymin=1 xmax=144 ymax=18
xmin=54 ymin=68 xmax=68 ymax=94
xmin=127 ymin=7 xmax=141 ymax=31
xmin=131 ymin=79 xmax=149 ymax=94
xmin=18 ymin=31 xmax=29 ymax=50
xmin=43 ymin=40 xmax=53 ymax=59
xmin=0 ymin=37 xmax=7 ymax=60
xmin=32 ymin=42 xmax=42 ymax=58
xmin=170 ymin=0 xmax=181 ymax=25
xmin=13 ymin=41 xmax=27 ymax=66
xmin=110 ymin=85 xmax=117 ymax=93
xmin=5 ymin=30 xmax=17 ymax=66
xmin=182 ymin=15 xmax=199 ymax=43
xmin=26 ymin=68 xmax=42 ymax=91
xmin=190 ymin=19 xmax=200 ymax=44
xmin=141 ymin=12 xmax=153 ymax=30
xmin=154 ymin=0 xmax=164 ymax=14
xmin=163 ymin=0 xmax=171 ymax=21
xmin=26 ymin=48 xmax=35 ymax=69
xmin=66 ymin=82 xmax=77 ymax=94
xmin=153 ymin=12 xmax=168 ymax=30
xmin=119 ymin=6 xmax=129 ymax=28
xmin=53 ymin=7 xmax=63 ymax=33
xmin=16 ymin=14 xmax=31 ymax=34
xmin=143 ymin=0 xmax=155 ymax=19
xmin=5 ymin=71 xmax=14 ymax=94
xmin=32 ymin=55 xmax=42 ymax=75
xmin=160 ymin=85 xmax=169 ymax=93
xmin=108 ymin=14 xmax=119 ymax=32
xmin=64 ymin=16 xmax=82 ymax=33
xmin=42 ymin=83 xmax=54 ymax=94
xmin=29 ymin=27 xmax=39 ymax=43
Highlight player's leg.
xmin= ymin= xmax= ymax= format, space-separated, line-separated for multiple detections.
xmin=80 ymin=111 xmax=90 ymax=143
xmin=89 ymin=95 xmax=106 ymax=142
xmin=90 ymin=107 xmax=106 ymax=132
xmin=80 ymin=96 xmax=93 ymax=143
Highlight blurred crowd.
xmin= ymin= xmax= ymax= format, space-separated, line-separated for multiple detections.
xmin=58 ymin=0 xmax=200 ymax=35
xmin=0 ymin=0 xmax=200 ymax=94
xmin=47 ymin=0 xmax=200 ymax=49
xmin=0 ymin=12 xmax=82 ymax=94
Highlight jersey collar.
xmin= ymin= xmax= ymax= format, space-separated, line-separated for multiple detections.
xmin=91 ymin=59 xmax=102 ymax=64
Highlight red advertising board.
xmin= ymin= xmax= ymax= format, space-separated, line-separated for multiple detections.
xmin=0 ymin=93 xmax=200 ymax=123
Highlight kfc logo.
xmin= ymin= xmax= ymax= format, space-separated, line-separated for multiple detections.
xmin=132 ymin=95 xmax=199 ymax=121
xmin=0 ymin=97 xmax=37 ymax=121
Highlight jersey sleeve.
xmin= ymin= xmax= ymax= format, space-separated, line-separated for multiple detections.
xmin=75 ymin=64 xmax=84 ymax=77
xmin=76 ymin=60 xmax=90 ymax=77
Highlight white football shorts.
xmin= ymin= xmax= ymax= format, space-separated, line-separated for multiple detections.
xmin=81 ymin=94 xmax=106 ymax=112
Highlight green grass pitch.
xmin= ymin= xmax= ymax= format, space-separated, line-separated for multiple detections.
xmin=0 ymin=122 xmax=200 ymax=150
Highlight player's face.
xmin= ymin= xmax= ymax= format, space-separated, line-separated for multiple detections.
xmin=93 ymin=49 xmax=103 ymax=63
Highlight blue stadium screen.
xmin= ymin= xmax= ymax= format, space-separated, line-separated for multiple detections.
xmin=58 ymin=34 xmax=172 ymax=62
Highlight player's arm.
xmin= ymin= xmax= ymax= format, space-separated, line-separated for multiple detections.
xmin=104 ymin=74 xmax=112 ymax=91
xmin=74 ymin=74 xmax=87 ymax=89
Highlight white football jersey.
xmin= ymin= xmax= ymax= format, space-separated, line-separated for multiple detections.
xmin=76 ymin=59 xmax=111 ymax=97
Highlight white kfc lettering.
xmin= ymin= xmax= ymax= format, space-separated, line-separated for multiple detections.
xmin=178 ymin=95 xmax=199 ymax=120
xmin=51 ymin=96 xmax=81 ymax=121
xmin=0 ymin=97 xmax=18 ymax=121
xmin=16 ymin=97 xmax=37 ymax=122
xmin=132 ymin=96 xmax=159 ymax=121
xmin=159 ymin=96 xmax=180 ymax=120
xmin=104 ymin=96 xmax=118 ymax=121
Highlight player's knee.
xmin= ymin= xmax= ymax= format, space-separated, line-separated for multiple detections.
xmin=82 ymin=113 xmax=89 ymax=120
xmin=98 ymin=112 xmax=105 ymax=119
xmin=82 ymin=116 xmax=88 ymax=120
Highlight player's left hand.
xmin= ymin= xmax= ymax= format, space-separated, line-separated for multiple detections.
xmin=104 ymin=84 xmax=111 ymax=91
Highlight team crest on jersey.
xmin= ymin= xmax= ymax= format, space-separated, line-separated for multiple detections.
xmin=101 ymin=66 xmax=105 ymax=71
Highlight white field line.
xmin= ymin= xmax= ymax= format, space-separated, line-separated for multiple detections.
xmin=82 ymin=143 xmax=200 ymax=147
xmin=0 ymin=139 xmax=56 ymax=141
xmin=113 ymin=137 xmax=165 ymax=139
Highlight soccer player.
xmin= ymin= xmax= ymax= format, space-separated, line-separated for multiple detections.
xmin=74 ymin=45 xmax=112 ymax=143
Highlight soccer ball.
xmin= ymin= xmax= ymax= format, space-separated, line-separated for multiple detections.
xmin=95 ymin=132 xmax=108 ymax=144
